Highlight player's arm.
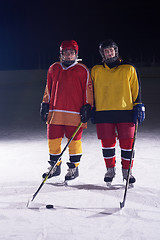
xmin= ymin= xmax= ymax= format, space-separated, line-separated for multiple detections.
xmin=131 ymin=67 xmax=145 ymax=124
xmin=40 ymin=70 xmax=52 ymax=122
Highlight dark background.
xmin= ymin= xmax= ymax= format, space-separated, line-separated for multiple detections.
xmin=0 ymin=0 xmax=159 ymax=140
xmin=0 ymin=0 xmax=159 ymax=70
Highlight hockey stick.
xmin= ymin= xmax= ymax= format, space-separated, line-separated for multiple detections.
xmin=120 ymin=121 xmax=138 ymax=209
xmin=27 ymin=121 xmax=83 ymax=207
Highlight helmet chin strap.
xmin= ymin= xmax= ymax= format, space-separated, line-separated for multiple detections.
xmin=104 ymin=58 xmax=121 ymax=69
xmin=105 ymin=55 xmax=119 ymax=64
xmin=62 ymin=60 xmax=76 ymax=67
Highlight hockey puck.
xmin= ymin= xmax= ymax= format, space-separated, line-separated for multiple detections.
xmin=46 ymin=204 xmax=54 ymax=209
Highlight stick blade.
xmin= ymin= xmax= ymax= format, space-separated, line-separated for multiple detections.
xmin=26 ymin=199 xmax=31 ymax=208
xmin=120 ymin=201 xmax=125 ymax=209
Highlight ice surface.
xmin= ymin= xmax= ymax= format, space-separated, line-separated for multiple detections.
xmin=0 ymin=75 xmax=160 ymax=239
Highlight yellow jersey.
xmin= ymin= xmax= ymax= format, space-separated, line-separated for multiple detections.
xmin=91 ymin=62 xmax=141 ymax=123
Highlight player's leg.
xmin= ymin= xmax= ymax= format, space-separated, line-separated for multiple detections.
xmin=65 ymin=126 xmax=83 ymax=180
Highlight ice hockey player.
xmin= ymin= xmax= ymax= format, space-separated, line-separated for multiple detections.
xmin=91 ymin=39 xmax=145 ymax=185
xmin=40 ymin=40 xmax=93 ymax=181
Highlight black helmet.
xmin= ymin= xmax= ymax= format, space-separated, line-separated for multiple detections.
xmin=99 ymin=39 xmax=119 ymax=63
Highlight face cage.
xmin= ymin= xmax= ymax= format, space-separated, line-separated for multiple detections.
xmin=100 ymin=45 xmax=119 ymax=63
xmin=60 ymin=52 xmax=78 ymax=67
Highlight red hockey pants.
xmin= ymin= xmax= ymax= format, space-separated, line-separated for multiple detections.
xmin=96 ymin=123 xmax=135 ymax=169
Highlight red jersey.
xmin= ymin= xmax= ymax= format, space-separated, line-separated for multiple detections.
xmin=42 ymin=62 xmax=93 ymax=127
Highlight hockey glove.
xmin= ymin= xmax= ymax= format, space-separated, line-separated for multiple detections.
xmin=133 ymin=103 xmax=145 ymax=124
xmin=80 ymin=104 xmax=91 ymax=123
xmin=40 ymin=102 xmax=49 ymax=122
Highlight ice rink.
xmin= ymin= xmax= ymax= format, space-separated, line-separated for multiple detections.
xmin=0 ymin=69 xmax=160 ymax=240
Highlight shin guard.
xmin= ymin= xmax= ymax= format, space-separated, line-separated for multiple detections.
xmin=68 ymin=139 xmax=82 ymax=167
xmin=101 ymin=139 xmax=116 ymax=168
xmin=48 ymin=138 xmax=62 ymax=165
xmin=119 ymin=138 xmax=134 ymax=169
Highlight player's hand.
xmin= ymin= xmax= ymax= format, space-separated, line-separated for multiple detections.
xmin=80 ymin=104 xmax=91 ymax=123
xmin=133 ymin=103 xmax=145 ymax=124
xmin=40 ymin=102 xmax=49 ymax=122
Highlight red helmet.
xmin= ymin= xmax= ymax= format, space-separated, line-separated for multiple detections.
xmin=60 ymin=40 xmax=79 ymax=54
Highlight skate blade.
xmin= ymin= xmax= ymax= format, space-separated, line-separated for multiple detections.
xmin=57 ymin=181 xmax=68 ymax=186
xmin=47 ymin=180 xmax=68 ymax=186
xmin=53 ymin=179 xmax=80 ymax=187
xmin=129 ymin=183 xmax=134 ymax=188
xmin=106 ymin=182 xmax=112 ymax=187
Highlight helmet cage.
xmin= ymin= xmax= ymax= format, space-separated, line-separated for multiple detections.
xmin=60 ymin=40 xmax=79 ymax=66
xmin=99 ymin=40 xmax=119 ymax=63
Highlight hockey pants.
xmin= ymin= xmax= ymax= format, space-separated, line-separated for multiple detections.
xmin=47 ymin=124 xmax=83 ymax=167
xmin=96 ymin=123 xmax=135 ymax=169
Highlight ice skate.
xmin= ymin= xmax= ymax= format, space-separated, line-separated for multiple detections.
xmin=65 ymin=162 xmax=79 ymax=181
xmin=122 ymin=168 xmax=136 ymax=185
xmin=104 ymin=167 xmax=116 ymax=186
xmin=42 ymin=160 xmax=62 ymax=179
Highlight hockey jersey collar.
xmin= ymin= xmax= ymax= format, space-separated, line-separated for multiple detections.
xmin=103 ymin=59 xmax=122 ymax=69
xmin=60 ymin=62 xmax=78 ymax=70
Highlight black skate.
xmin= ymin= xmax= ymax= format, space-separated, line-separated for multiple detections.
xmin=65 ymin=162 xmax=79 ymax=181
xmin=42 ymin=160 xmax=62 ymax=179
xmin=104 ymin=167 xmax=116 ymax=186
xmin=122 ymin=168 xmax=136 ymax=185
